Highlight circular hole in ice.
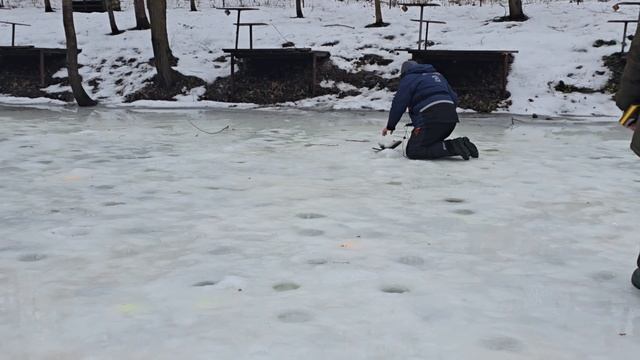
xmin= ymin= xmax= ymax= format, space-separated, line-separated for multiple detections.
xmin=444 ymin=198 xmax=465 ymax=203
xmin=273 ymin=282 xmax=300 ymax=292
xmin=209 ymin=246 xmax=239 ymax=255
xmin=298 ymin=229 xmax=325 ymax=236
xmin=18 ymin=254 xmax=47 ymax=262
xmin=381 ymin=285 xmax=410 ymax=294
xmin=103 ymin=202 xmax=126 ymax=207
xmin=397 ymin=256 xmax=425 ymax=266
xmin=590 ymin=271 xmax=616 ymax=282
xmin=480 ymin=336 xmax=525 ymax=353
xmin=307 ymin=258 xmax=328 ymax=265
xmin=277 ymin=310 xmax=312 ymax=323
xmin=296 ymin=213 xmax=327 ymax=219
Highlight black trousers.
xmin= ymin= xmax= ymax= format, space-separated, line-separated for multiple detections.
xmin=406 ymin=122 xmax=456 ymax=160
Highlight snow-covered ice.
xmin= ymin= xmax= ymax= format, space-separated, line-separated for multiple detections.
xmin=0 ymin=107 xmax=639 ymax=359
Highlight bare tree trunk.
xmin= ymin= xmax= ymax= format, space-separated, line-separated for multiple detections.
xmin=190 ymin=0 xmax=197 ymax=11
xmin=295 ymin=0 xmax=303 ymax=18
xmin=147 ymin=0 xmax=175 ymax=88
xmin=105 ymin=0 xmax=124 ymax=35
xmin=508 ymin=0 xmax=527 ymax=21
xmin=374 ymin=0 xmax=383 ymax=24
xmin=134 ymin=0 xmax=150 ymax=30
xmin=45 ymin=0 xmax=54 ymax=12
xmin=62 ymin=0 xmax=97 ymax=106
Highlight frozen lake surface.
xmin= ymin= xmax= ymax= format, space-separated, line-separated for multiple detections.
xmin=0 ymin=107 xmax=639 ymax=359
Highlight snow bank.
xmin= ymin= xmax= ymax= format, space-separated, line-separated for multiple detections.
xmin=0 ymin=1 xmax=629 ymax=116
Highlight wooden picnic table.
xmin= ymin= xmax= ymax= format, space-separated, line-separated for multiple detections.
xmin=410 ymin=19 xmax=446 ymax=48
xmin=222 ymin=48 xmax=330 ymax=98
xmin=0 ymin=46 xmax=77 ymax=86
xmin=0 ymin=20 xmax=31 ymax=47
xmin=608 ymin=19 xmax=639 ymax=53
xmin=399 ymin=2 xmax=441 ymax=50
xmin=613 ymin=2 xmax=640 ymax=21
xmin=217 ymin=7 xmax=259 ymax=49
xmin=233 ymin=22 xmax=268 ymax=49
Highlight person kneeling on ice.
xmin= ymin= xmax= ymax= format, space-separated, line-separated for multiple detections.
xmin=382 ymin=61 xmax=478 ymax=160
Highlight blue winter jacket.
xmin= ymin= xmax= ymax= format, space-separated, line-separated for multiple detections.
xmin=386 ymin=64 xmax=458 ymax=131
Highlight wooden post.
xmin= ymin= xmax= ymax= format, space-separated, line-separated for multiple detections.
xmin=235 ymin=10 xmax=241 ymax=49
xmin=249 ymin=25 xmax=253 ymax=49
xmin=40 ymin=50 xmax=45 ymax=86
xmin=417 ymin=6 xmax=423 ymax=50
xmin=11 ymin=23 xmax=15 ymax=46
xmin=424 ymin=22 xmax=430 ymax=49
xmin=502 ymin=54 xmax=508 ymax=97
xmin=312 ymin=53 xmax=317 ymax=96
xmin=230 ymin=55 xmax=235 ymax=99
xmin=622 ymin=22 xmax=629 ymax=53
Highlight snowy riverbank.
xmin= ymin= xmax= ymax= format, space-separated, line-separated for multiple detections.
xmin=0 ymin=1 xmax=631 ymax=117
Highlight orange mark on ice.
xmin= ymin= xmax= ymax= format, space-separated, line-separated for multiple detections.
xmin=339 ymin=241 xmax=358 ymax=249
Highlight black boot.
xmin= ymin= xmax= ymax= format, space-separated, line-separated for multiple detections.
xmin=462 ymin=137 xmax=479 ymax=158
xmin=446 ymin=138 xmax=470 ymax=160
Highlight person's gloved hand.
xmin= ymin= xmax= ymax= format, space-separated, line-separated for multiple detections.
xmin=381 ymin=128 xmax=393 ymax=136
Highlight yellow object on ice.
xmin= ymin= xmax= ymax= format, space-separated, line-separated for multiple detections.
xmin=619 ymin=104 xmax=640 ymax=128
xmin=117 ymin=303 xmax=141 ymax=315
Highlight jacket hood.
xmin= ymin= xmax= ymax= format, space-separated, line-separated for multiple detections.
xmin=402 ymin=63 xmax=438 ymax=77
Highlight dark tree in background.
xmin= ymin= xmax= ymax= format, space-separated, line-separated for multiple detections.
xmin=366 ymin=0 xmax=389 ymax=28
xmin=147 ymin=0 xmax=176 ymax=88
xmin=45 ymin=0 xmax=54 ymax=12
xmin=105 ymin=0 xmax=124 ymax=35
xmin=295 ymin=0 xmax=303 ymax=18
xmin=190 ymin=0 xmax=197 ymax=12
xmin=508 ymin=0 xmax=527 ymax=21
xmin=134 ymin=0 xmax=151 ymax=30
xmin=62 ymin=0 xmax=97 ymax=106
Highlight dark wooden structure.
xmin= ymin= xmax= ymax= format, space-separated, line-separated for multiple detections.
xmin=1 ymin=20 xmax=75 ymax=87
xmin=0 ymin=47 xmax=74 ymax=86
xmin=72 ymin=0 xmax=121 ymax=13
xmin=217 ymin=7 xmax=332 ymax=100
xmin=222 ymin=48 xmax=330 ymax=97
xmin=608 ymin=19 xmax=638 ymax=53
xmin=408 ymin=49 xmax=518 ymax=96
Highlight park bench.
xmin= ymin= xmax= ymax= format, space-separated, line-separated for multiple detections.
xmin=218 ymin=7 xmax=332 ymax=99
